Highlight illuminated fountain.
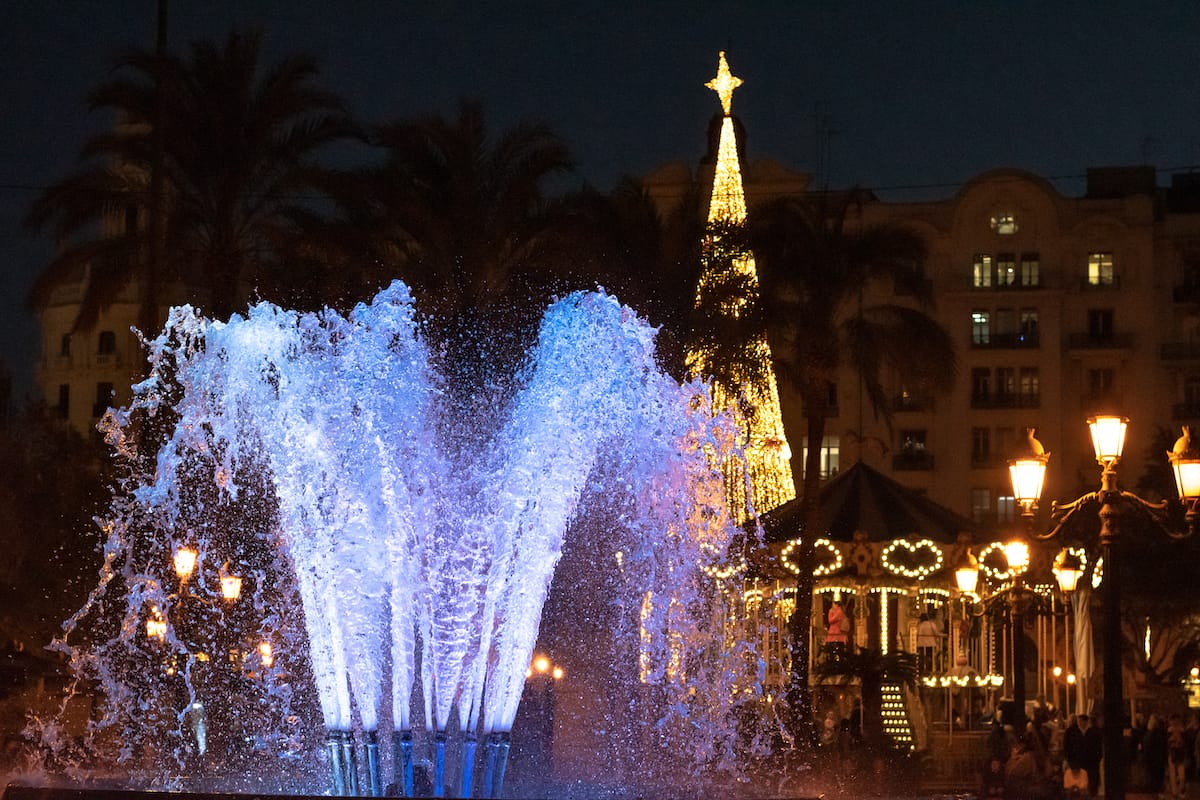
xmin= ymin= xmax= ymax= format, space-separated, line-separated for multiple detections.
xmin=36 ymin=281 xmax=750 ymax=798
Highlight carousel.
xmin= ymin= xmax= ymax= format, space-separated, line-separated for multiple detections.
xmin=744 ymin=462 xmax=1087 ymax=750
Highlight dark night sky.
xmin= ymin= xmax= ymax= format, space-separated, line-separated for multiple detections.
xmin=3 ymin=1 xmax=1200 ymax=399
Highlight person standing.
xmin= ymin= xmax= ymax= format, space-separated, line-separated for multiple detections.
xmin=916 ymin=613 xmax=940 ymax=674
xmin=1145 ymin=713 xmax=1168 ymax=795
xmin=1168 ymin=713 xmax=1188 ymax=798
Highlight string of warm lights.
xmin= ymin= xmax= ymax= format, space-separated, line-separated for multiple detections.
xmin=879 ymin=538 xmax=945 ymax=579
xmin=780 ymin=537 xmax=843 ymax=576
xmin=921 ymin=673 xmax=1005 ymax=688
xmin=687 ymin=51 xmax=795 ymax=526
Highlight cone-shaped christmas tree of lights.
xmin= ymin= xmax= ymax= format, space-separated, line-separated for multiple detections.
xmin=687 ymin=51 xmax=796 ymax=524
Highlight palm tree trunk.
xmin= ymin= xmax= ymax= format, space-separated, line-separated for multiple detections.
xmin=785 ymin=408 xmax=827 ymax=745
xmin=140 ymin=0 xmax=168 ymax=344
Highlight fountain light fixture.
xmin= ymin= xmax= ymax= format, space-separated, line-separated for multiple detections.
xmin=173 ymin=546 xmax=198 ymax=581
xmin=220 ymin=574 xmax=242 ymax=602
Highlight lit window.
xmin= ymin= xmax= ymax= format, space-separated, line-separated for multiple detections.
xmin=1020 ymin=253 xmax=1040 ymax=287
xmin=991 ymin=213 xmax=1018 ymax=235
xmin=972 ymin=254 xmax=993 ymax=288
xmin=901 ymin=429 xmax=927 ymax=453
xmin=802 ymin=436 xmax=840 ymax=480
xmin=997 ymin=253 xmax=1016 ymax=286
xmin=972 ymin=310 xmax=990 ymax=345
xmin=1087 ymin=252 xmax=1115 ymax=286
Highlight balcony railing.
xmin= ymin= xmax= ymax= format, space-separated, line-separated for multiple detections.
xmin=891 ymin=393 xmax=933 ymax=412
xmin=893 ymin=451 xmax=935 ymax=471
xmin=1067 ymin=332 xmax=1134 ymax=350
xmin=1079 ymin=275 xmax=1122 ymax=290
xmin=1162 ymin=342 xmax=1200 ymax=360
xmin=970 ymin=393 xmax=1041 ymax=409
xmin=971 ymin=332 xmax=1040 ymax=349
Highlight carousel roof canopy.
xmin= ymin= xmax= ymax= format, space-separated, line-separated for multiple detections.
xmin=760 ymin=462 xmax=977 ymax=544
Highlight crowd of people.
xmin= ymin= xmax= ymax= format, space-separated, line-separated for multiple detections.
xmin=979 ymin=704 xmax=1200 ymax=799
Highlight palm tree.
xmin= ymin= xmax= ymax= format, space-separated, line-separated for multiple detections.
xmin=27 ymin=28 xmax=354 ymax=333
xmin=307 ymin=101 xmax=573 ymax=373
xmin=543 ymin=176 xmax=714 ymax=378
xmin=739 ymin=190 xmax=957 ymax=735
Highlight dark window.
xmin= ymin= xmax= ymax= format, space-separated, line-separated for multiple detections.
xmin=93 ymin=382 xmax=114 ymax=418
xmin=1088 ymin=368 xmax=1115 ymax=399
xmin=98 ymin=330 xmax=116 ymax=355
xmin=1087 ymin=309 xmax=1114 ymax=343
xmin=971 ymin=368 xmax=991 ymax=404
xmin=1019 ymin=309 xmax=1040 ymax=345
xmin=994 ymin=307 xmax=1016 ymax=344
xmin=56 ymin=384 xmax=69 ymax=419
xmin=59 ymin=334 xmax=71 ymax=358
xmin=125 ymin=205 xmax=139 ymax=237
xmin=971 ymin=427 xmax=991 ymax=465
xmin=996 ymin=367 xmax=1016 ymax=400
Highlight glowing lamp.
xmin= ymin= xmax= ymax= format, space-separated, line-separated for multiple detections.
xmin=173 ymin=547 xmax=198 ymax=581
xmin=220 ymin=574 xmax=243 ymax=602
xmin=1066 ymin=673 xmax=1076 ymax=685
xmin=1088 ymin=415 xmax=1128 ymax=464
xmin=1002 ymin=540 xmax=1030 ymax=573
xmin=259 ymin=641 xmax=274 ymax=668
xmin=534 ymin=655 xmax=550 ymax=673
xmin=552 ymin=667 xmax=564 ymax=680
xmin=1052 ymin=665 xmax=1063 ymax=678
xmin=146 ymin=618 xmax=167 ymax=639
xmin=954 ymin=549 xmax=980 ymax=595
xmin=1053 ymin=549 xmax=1083 ymax=594
xmin=1008 ymin=428 xmax=1048 ymax=515
xmin=1168 ymin=428 xmax=1200 ymax=504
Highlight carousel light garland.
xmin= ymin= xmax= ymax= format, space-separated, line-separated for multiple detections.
xmin=880 ymin=538 xmax=945 ymax=579
xmin=921 ymin=673 xmax=1006 ymax=688
xmin=975 ymin=541 xmax=1031 ymax=582
xmin=780 ymin=537 xmax=842 ymax=576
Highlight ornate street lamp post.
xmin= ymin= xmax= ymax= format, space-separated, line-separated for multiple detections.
xmin=1007 ymin=417 xmax=1200 ymax=800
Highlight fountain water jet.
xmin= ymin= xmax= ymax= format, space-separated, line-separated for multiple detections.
xmin=36 ymin=281 xmax=755 ymax=798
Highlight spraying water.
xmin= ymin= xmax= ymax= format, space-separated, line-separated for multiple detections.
xmin=33 ymin=282 xmax=758 ymax=797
